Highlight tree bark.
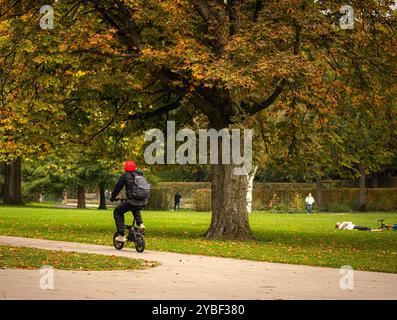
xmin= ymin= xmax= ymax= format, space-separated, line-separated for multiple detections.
xmin=195 ymin=167 xmax=205 ymax=182
xmin=2 ymin=157 xmax=23 ymax=205
xmin=358 ymin=164 xmax=366 ymax=212
xmin=77 ymin=185 xmax=86 ymax=209
xmin=205 ymin=164 xmax=254 ymax=240
xmin=316 ymin=175 xmax=323 ymax=209
xmin=98 ymin=183 xmax=107 ymax=210
xmin=63 ymin=190 xmax=68 ymax=205
xmin=246 ymin=165 xmax=258 ymax=214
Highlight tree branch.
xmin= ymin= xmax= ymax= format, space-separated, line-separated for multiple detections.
xmin=88 ymin=95 xmax=129 ymax=142
xmin=244 ymin=17 xmax=302 ymax=116
xmin=245 ymin=79 xmax=287 ymax=115
xmin=127 ymin=101 xmax=181 ymax=121
xmin=89 ymin=0 xmax=142 ymax=51
xmin=253 ymin=0 xmax=262 ymax=23
xmin=192 ymin=0 xmax=209 ymax=22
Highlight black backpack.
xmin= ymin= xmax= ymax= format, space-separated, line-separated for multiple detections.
xmin=129 ymin=173 xmax=151 ymax=200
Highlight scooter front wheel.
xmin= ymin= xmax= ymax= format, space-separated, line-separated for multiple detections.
xmin=113 ymin=232 xmax=125 ymax=250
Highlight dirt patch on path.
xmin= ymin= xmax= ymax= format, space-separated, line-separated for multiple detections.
xmin=0 ymin=235 xmax=396 ymax=300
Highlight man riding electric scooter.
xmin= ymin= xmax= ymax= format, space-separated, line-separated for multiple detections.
xmin=110 ymin=160 xmax=151 ymax=242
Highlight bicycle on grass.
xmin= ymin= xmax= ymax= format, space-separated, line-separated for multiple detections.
xmin=377 ymin=219 xmax=397 ymax=231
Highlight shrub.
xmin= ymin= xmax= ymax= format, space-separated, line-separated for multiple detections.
xmin=145 ymin=188 xmax=170 ymax=211
xmin=268 ymin=192 xmax=279 ymax=212
xmin=146 ymin=182 xmax=397 ymax=212
xmin=193 ymin=189 xmax=211 ymax=211
xmin=288 ymin=193 xmax=304 ymax=213
xmin=366 ymin=188 xmax=397 ymax=211
xmin=252 ymin=187 xmax=397 ymax=212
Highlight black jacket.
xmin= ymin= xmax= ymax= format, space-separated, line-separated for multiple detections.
xmin=174 ymin=192 xmax=182 ymax=203
xmin=111 ymin=170 xmax=147 ymax=206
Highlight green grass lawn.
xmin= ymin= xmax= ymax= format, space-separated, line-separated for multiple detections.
xmin=0 ymin=245 xmax=156 ymax=270
xmin=0 ymin=204 xmax=396 ymax=273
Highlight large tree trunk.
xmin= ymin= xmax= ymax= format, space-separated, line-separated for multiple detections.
xmin=205 ymin=164 xmax=253 ymax=240
xmin=203 ymin=113 xmax=254 ymax=240
xmin=77 ymin=185 xmax=86 ymax=209
xmin=2 ymin=157 xmax=23 ymax=205
xmin=316 ymin=175 xmax=323 ymax=209
xmin=358 ymin=164 xmax=366 ymax=212
xmin=98 ymin=183 xmax=107 ymax=210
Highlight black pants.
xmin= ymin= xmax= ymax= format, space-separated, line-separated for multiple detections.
xmin=174 ymin=201 xmax=180 ymax=210
xmin=353 ymin=225 xmax=371 ymax=231
xmin=113 ymin=201 xmax=143 ymax=235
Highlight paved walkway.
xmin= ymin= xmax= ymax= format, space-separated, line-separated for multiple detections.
xmin=0 ymin=236 xmax=396 ymax=300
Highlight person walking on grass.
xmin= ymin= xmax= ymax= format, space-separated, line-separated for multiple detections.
xmin=110 ymin=160 xmax=151 ymax=242
xmin=174 ymin=191 xmax=182 ymax=211
xmin=305 ymin=193 xmax=315 ymax=214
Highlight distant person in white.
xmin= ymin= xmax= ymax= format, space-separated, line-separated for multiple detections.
xmin=335 ymin=222 xmax=378 ymax=231
xmin=305 ymin=193 xmax=315 ymax=214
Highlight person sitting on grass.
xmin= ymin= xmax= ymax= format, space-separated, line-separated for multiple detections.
xmin=335 ymin=221 xmax=380 ymax=232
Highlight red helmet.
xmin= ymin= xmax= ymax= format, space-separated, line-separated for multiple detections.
xmin=124 ymin=160 xmax=137 ymax=172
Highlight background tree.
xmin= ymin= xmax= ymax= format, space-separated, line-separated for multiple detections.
xmin=2 ymin=0 xmax=397 ymax=237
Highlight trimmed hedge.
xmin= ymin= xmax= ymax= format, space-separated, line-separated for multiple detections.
xmin=193 ymin=189 xmax=211 ymax=211
xmin=365 ymin=188 xmax=397 ymax=211
xmin=145 ymin=187 xmax=171 ymax=211
xmin=255 ymin=187 xmax=397 ymax=212
xmin=145 ymin=182 xmax=397 ymax=212
xmin=253 ymin=187 xmax=312 ymax=212
xmin=146 ymin=182 xmax=210 ymax=210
